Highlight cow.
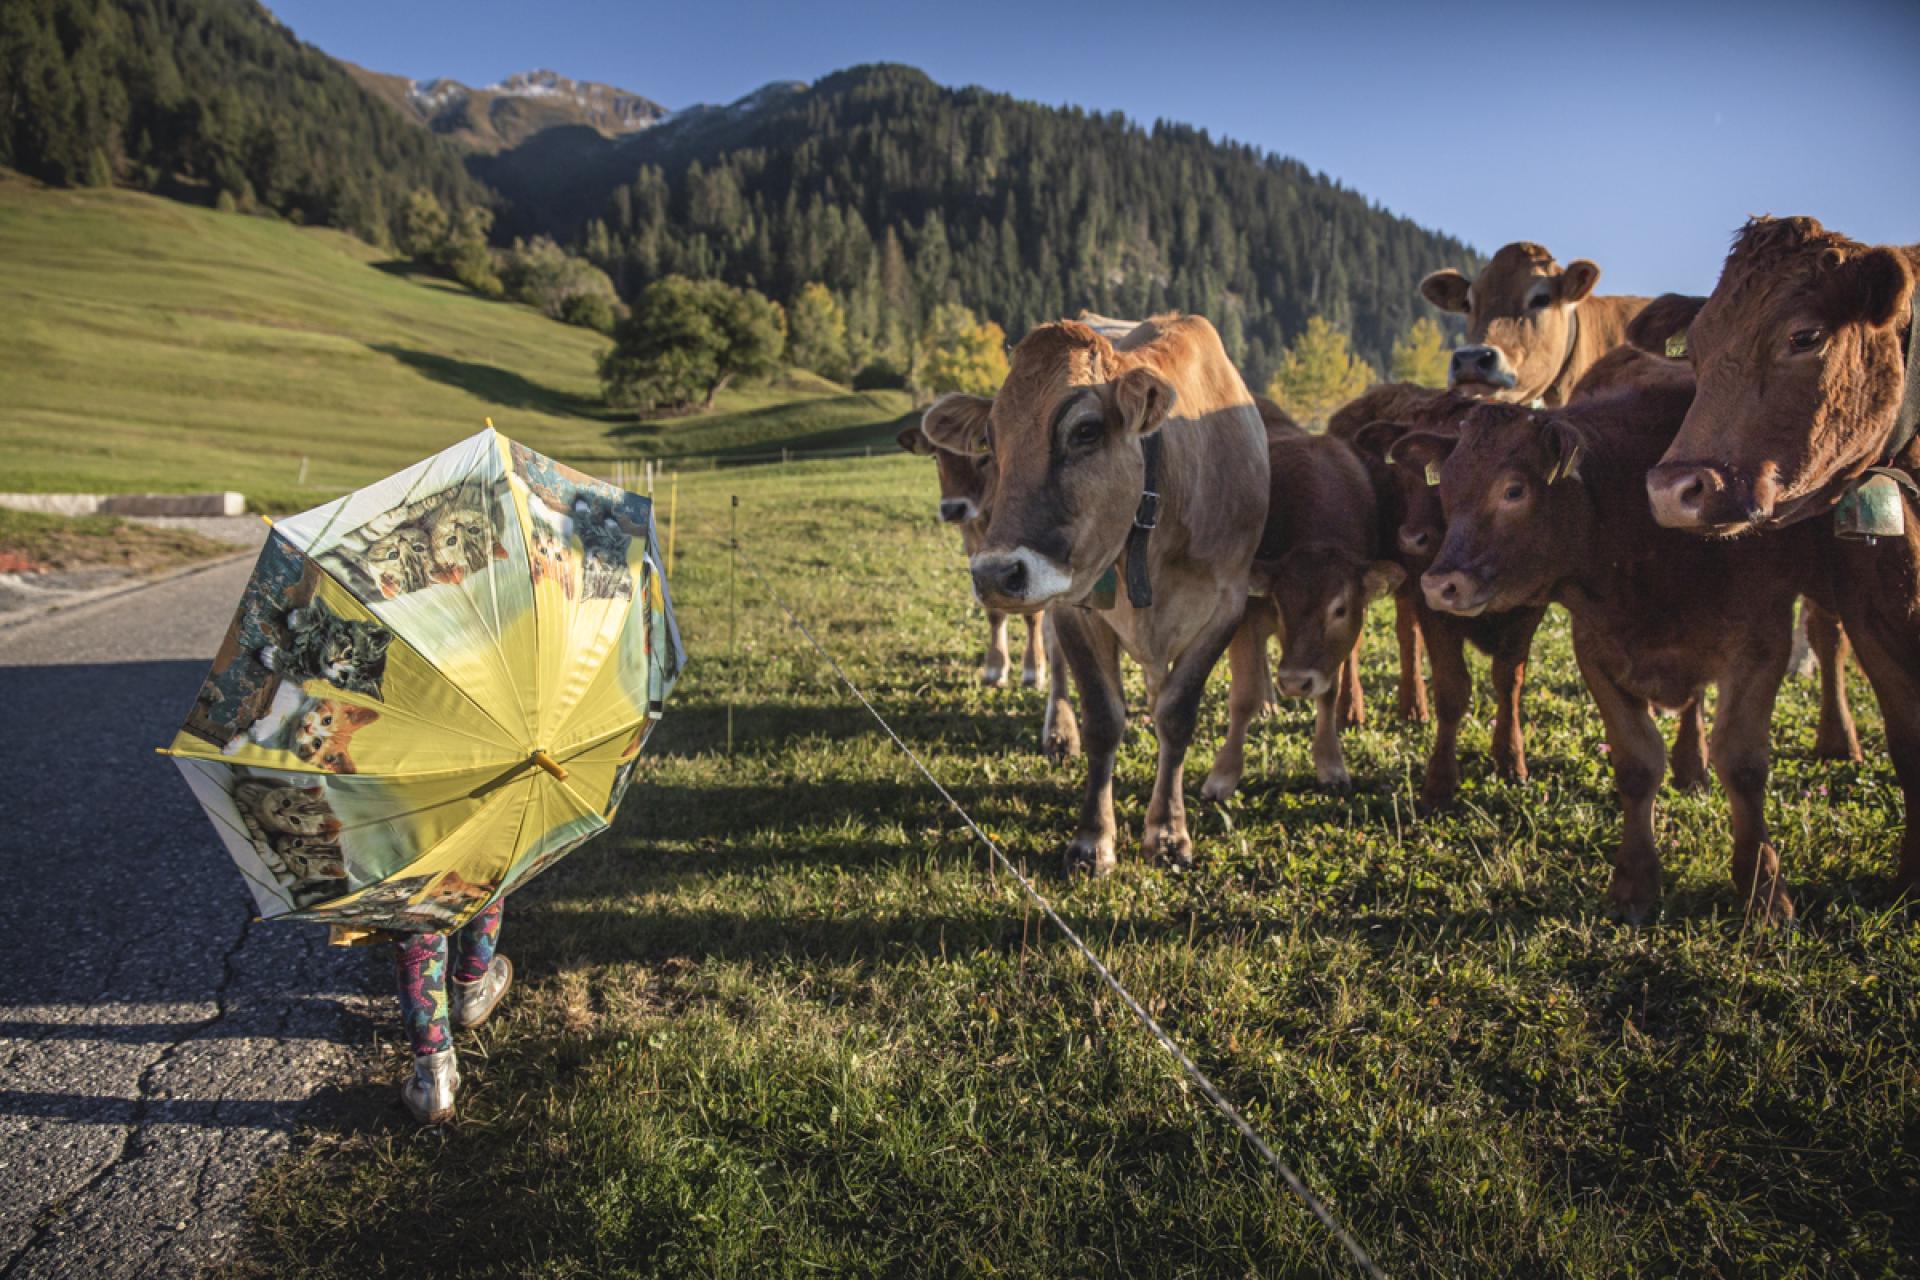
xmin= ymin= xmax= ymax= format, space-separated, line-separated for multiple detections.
xmin=1410 ymin=362 xmax=1818 ymax=922
xmin=918 ymin=315 xmax=1269 ymax=874
xmin=1204 ymin=401 xmax=1401 ymax=800
xmin=1420 ymin=243 xmax=1651 ymax=407
xmin=898 ymin=415 xmax=1047 ymax=689
xmin=1642 ymin=216 xmax=1920 ymax=898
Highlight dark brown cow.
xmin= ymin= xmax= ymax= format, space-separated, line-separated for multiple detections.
xmin=898 ymin=414 xmax=1047 ymax=689
xmin=1204 ymin=404 xmax=1401 ymax=799
xmin=1421 ymin=243 xmax=1651 ymax=406
xmin=1643 ymin=216 xmax=1920 ymax=897
xmin=1411 ymin=365 xmax=1817 ymax=922
xmin=920 ymin=315 xmax=1269 ymax=874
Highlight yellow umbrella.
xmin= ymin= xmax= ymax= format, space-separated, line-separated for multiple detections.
xmin=164 ymin=427 xmax=682 ymax=935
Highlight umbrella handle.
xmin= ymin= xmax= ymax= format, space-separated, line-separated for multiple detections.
xmin=531 ymin=750 xmax=568 ymax=781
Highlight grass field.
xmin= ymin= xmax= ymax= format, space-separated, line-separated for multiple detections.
xmin=0 ymin=174 xmax=910 ymax=509
xmin=242 ymin=456 xmax=1917 ymax=1278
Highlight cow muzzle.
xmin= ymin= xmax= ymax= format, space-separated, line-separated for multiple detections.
xmin=1421 ymin=567 xmax=1494 ymax=617
xmin=938 ymin=498 xmax=978 ymax=524
xmin=1274 ymin=668 xmax=1329 ymax=699
xmin=1646 ymin=462 xmax=1761 ymax=532
xmin=1397 ymin=524 xmax=1437 ymax=562
xmin=1449 ymin=345 xmax=1518 ymax=393
xmin=969 ymin=548 xmax=1073 ymax=612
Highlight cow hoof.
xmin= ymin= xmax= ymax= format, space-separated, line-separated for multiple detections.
xmin=980 ymin=665 xmax=1009 ymax=687
xmin=1064 ymin=836 xmax=1116 ymax=877
xmin=1738 ymin=873 xmax=1797 ymax=926
xmin=1418 ymin=783 xmax=1457 ymax=815
xmin=1043 ymin=729 xmax=1081 ymax=763
xmin=1200 ymin=768 xmax=1240 ymax=803
xmin=1021 ymin=665 xmax=1044 ymax=689
xmin=1494 ymin=758 xmax=1529 ymax=785
xmin=1397 ymin=703 xmax=1429 ymax=725
xmin=1316 ymin=766 xmax=1353 ymax=793
xmin=1142 ymin=827 xmax=1194 ymax=871
xmin=1604 ymin=895 xmax=1662 ymax=926
xmin=1605 ymin=868 xmax=1662 ymax=926
xmin=1813 ymin=735 xmax=1863 ymax=764
xmin=1669 ymin=769 xmax=1710 ymax=794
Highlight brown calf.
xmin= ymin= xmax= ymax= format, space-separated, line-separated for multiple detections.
xmin=1204 ymin=406 xmax=1401 ymax=800
xmin=920 ymin=316 xmax=1269 ymax=874
xmin=1644 ymin=216 xmax=1920 ymax=896
xmin=898 ymin=414 xmax=1048 ymax=689
xmin=1412 ymin=367 xmax=1816 ymax=922
xmin=1420 ymin=242 xmax=1650 ymax=406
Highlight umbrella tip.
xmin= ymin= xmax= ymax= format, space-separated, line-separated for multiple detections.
xmin=259 ymin=514 xmax=273 ymax=527
xmin=531 ymin=749 xmax=568 ymax=781
xmin=485 ymin=416 xmax=495 ymax=430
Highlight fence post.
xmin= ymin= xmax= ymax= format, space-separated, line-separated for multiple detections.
xmin=727 ymin=495 xmax=738 ymax=760
xmin=666 ymin=472 xmax=678 ymax=577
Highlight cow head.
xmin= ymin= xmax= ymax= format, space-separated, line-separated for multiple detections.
xmin=1351 ymin=419 xmax=1452 ymax=569
xmin=1647 ymin=217 xmax=1916 ymax=535
xmin=1259 ymin=545 xmax=1402 ymax=698
xmin=1401 ymin=404 xmax=1590 ymax=617
xmin=1421 ymin=242 xmax=1602 ymax=403
xmin=899 ymin=400 xmax=997 ymax=525
xmin=919 ymin=321 xmax=1177 ymax=614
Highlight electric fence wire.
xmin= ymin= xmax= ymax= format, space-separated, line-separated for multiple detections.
xmin=731 ymin=537 xmax=1384 ymax=1279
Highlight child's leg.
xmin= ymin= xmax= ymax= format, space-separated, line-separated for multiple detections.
xmin=452 ymin=904 xmax=503 ymax=983
xmin=394 ymin=933 xmax=452 ymax=1056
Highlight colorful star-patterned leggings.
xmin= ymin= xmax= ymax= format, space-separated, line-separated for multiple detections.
xmin=393 ymin=904 xmax=504 ymax=1056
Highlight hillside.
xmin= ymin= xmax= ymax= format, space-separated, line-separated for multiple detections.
xmin=484 ymin=64 xmax=1478 ymax=378
xmin=344 ymin=65 xmax=671 ymax=153
xmin=0 ymin=174 xmax=904 ymax=509
xmin=0 ymin=0 xmax=488 ymax=242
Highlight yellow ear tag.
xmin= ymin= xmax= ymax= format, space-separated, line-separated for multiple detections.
xmin=1665 ymin=333 xmax=1688 ymax=359
xmin=1425 ymin=460 xmax=1442 ymax=487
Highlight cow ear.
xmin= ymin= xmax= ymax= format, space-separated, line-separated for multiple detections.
xmin=1558 ymin=259 xmax=1602 ymax=305
xmin=1625 ymin=293 xmax=1707 ymax=356
xmin=1827 ymin=247 xmax=1914 ymax=330
xmin=1363 ymin=561 xmax=1406 ymax=601
xmin=1387 ymin=430 xmax=1457 ymax=479
xmin=1420 ymin=270 xmax=1472 ymax=314
xmin=1114 ymin=366 xmax=1177 ymax=436
xmin=919 ymin=393 xmax=993 ymax=457
xmin=1540 ymin=420 xmax=1585 ymax=484
xmin=1349 ymin=419 xmax=1409 ymax=460
xmin=896 ymin=424 xmax=935 ymax=456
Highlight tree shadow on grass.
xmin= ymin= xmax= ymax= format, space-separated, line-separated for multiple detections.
xmin=368 ymin=343 xmax=621 ymax=423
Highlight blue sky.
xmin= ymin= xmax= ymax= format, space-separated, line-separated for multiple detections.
xmin=270 ymin=0 xmax=1920 ymax=297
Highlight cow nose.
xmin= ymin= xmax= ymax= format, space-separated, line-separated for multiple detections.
xmin=1647 ymin=463 xmax=1726 ymax=529
xmin=1449 ymin=345 xmax=1502 ymax=385
xmin=971 ymin=555 xmax=1028 ymax=601
xmin=1274 ymin=670 xmax=1318 ymax=698
xmin=938 ymin=499 xmax=969 ymax=523
xmin=1398 ymin=526 xmax=1434 ymax=558
xmin=1421 ymin=569 xmax=1482 ymax=614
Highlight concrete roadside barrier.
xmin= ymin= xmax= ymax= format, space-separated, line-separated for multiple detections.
xmin=0 ymin=491 xmax=248 ymax=517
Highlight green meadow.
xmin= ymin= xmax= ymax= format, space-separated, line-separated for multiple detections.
xmin=0 ymin=174 xmax=910 ymax=512
xmin=242 ymin=457 xmax=1918 ymax=1278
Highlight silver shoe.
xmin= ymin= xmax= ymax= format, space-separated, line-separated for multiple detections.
xmin=401 ymin=1046 xmax=459 ymax=1125
xmin=450 ymin=954 xmax=513 ymax=1030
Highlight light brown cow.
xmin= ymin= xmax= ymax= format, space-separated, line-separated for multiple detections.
xmin=1205 ymin=403 xmax=1400 ymax=800
xmin=898 ymin=414 xmax=1048 ymax=689
xmin=1420 ymin=242 xmax=1650 ymax=406
xmin=1643 ymin=216 xmax=1920 ymax=897
xmin=920 ymin=315 xmax=1269 ymax=873
xmin=1412 ymin=366 xmax=1819 ymax=922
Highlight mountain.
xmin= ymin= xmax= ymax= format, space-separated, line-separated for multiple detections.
xmin=543 ymin=64 xmax=1478 ymax=381
xmin=0 ymin=0 xmax=488 ymax=242
xmin=344 ymin=65 xmax=671 ymax=153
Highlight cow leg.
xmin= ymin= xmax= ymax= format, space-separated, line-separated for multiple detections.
xmin=1839 ymin=600 xmax=1920 ymax=898
xmin=1574 ymin=647 xmax=1667 ymax=924
xmin=1805 ymin=600 xmax=1862 ymax=762
xmin=1143 ymin=609 xmax=1243 ymax=870
xmin=1420 ymin=615 xmax=1471 ymax=812
xmin=1337 ymin=652 xmax=1366 ymax=730
xmin=1489 ymin=652 xmax=1528 ymax=784
xmin=1040 ymin=611 xmax=1080 ymax=762
xmin=1712 ymin=662 xmax=1793 ymax=925
xmin=981 ymin=610 xmax=1011 ymax=686
xmin=1051 ymin=609 xmax=1124 ymax=875
xmin=1669 ymin=699 xmax=1710 ymax=793
xmin=1312 ymin=681 xmax=1351 ymax=791
xmin=1395 ymin=590 xmax=1429 ymax=722
xmin=1020 ymin=613 xmax=1048 ymax=689
xmin=1204 ymin=603 xmax=1274 ymax=801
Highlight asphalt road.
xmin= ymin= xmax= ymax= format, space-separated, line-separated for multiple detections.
xmin=0 ymin=549 xmax=384 ymax=1278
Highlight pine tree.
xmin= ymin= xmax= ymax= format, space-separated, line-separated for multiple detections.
xmin=1266 ymin=316 xmax=1375 ymax=427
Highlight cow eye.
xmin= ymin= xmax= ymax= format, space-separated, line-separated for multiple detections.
xmin=1787 ymin=327 xmax=1826 ymax=354
xmin=1067 ymin=417 xmax=1104 ymax=448
xmin=1528 ymin=294 xmax=1550 ymax=310
xmin=1332 ymin=603 xmax=1348 ymax=620
xmin=1503 ymin=481 xmax=1527 ymax=503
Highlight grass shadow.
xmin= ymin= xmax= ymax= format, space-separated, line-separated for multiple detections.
xmin=368 ymin=342 xmax=619 ymax=423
